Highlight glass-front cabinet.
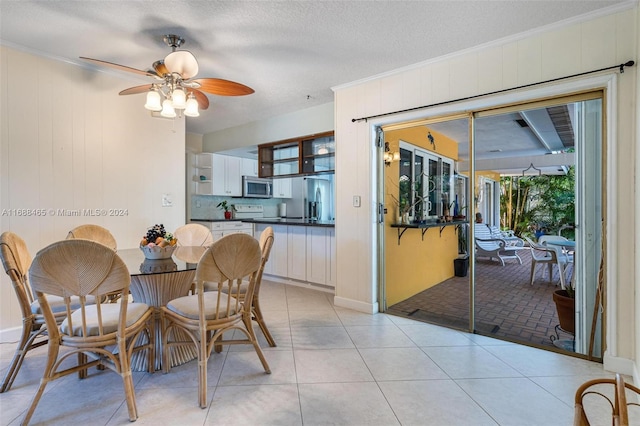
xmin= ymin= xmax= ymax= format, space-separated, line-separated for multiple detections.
xmin=259 ymin=131 xmax=334 ymax=178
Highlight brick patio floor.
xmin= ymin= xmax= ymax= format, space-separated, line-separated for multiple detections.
xmin=387 ymin=249 xmax=577 ymax=352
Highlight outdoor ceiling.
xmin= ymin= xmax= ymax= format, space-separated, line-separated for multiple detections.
xmin=429 ymin=105 xmax=577 ymax=177
xmin=0 ymin=1 xmax=627 ymax=137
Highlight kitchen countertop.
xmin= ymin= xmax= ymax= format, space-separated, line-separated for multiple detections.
xmin=191 ymin=218 xmax=335 ymax=227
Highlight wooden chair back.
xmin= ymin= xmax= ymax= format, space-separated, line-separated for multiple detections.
xmin=67 ymin=224 xmax=117 ymax=250
xmin=574 ymin=373 xmax=640 ymax=426
xmin=29 ymin=239 xmax=131 ymax=340
xmin=23 ymin=238 xmax=153 ymax=424
xmin=174 ymin=223 xmax=214 ymax=247
xmin=0 ymin=232 xmax=35 ymax=317
xmin=194 ymin=233 xmax=261 ymax=322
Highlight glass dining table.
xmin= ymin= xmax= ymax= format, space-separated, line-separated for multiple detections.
xmin=117 ymin=246 xmax=207 ymax=372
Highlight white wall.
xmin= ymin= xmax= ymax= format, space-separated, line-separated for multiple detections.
xmin=0 ymin=46 xmax=186 ymax=338
xmin=333 ymin=5 xmax=638 ymax=375
xmin=202 ymin=102 xmax=334 ymax=152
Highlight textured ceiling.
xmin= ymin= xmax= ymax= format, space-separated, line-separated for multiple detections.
xmin=0 ymin=1 xmax=628 ymax=136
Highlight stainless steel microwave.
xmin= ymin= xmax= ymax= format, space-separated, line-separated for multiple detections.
xmin=242 ymin=176 xmax=272 ymax=198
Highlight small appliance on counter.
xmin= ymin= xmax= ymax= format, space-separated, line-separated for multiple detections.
xmin=278 ymin=203 xmax=287 ymax=218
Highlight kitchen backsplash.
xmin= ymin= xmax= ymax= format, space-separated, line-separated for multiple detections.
xmin=191 ymin=195 xmax=283 ymax=220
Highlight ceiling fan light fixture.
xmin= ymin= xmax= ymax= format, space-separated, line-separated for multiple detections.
xmin=184 ymin=94 xmax=200 ymax=117
xmin=164 ymin=50 xmax=199 ymax=79
xmin=144 ymin=89 xmax=162 ymax=111
xmin=172 ymin=87 xmax=187 ymax=109
xmin=160 ymin=99 xmax=176 ymax=118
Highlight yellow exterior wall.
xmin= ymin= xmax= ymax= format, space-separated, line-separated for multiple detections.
xmin=384 ymin=126 xmax=462 ymax=306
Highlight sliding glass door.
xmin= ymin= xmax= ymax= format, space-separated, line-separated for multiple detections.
xmin=383 ymin=92 xmax=604 ymax=359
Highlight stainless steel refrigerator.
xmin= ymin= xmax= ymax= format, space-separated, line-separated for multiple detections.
xmin=286 ymin=176 xmax=334 ymax=221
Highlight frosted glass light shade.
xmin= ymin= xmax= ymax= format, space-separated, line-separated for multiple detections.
xmin=160 ymin=99 xmax=176 ymax=118
xmin=172 ymin=88 xmax=186 ymax=109
xmin=184 ymin=96 xmax=200 ymax=117
xmin=144 ymin=90 xmax=162 ymax=111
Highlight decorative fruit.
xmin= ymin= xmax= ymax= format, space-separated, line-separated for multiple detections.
xmin=158 ymin=239 xmax=169 ymax=247
xmin=169 ymin=239 xmax=177 ymax=246
xmin=140 ymin=238 xmax=148 ymax=246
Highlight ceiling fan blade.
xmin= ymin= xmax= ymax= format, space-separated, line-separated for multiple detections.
xmin=190 ymin=89 xmax=210 ymax=110
xmin=164 ymin=50 xmax=199 ymax=79
xmin=119 ymin=84 xmax=154 ymax=95
xmin=80 ymin=57 xmax=156 ymax=77
xmin=153 ymin=60 xmax=169 ymax=76
xmin=193 ymin=78 xmax=254 ymax=96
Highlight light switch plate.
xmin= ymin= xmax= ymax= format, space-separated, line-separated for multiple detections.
xmin=162 ymin=193 xmax=173 ymax=207
xmin=353 ymin=195 xmax=361 ymax=207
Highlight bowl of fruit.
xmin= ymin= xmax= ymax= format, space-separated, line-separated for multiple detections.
xmin=140 ymin=224 xmax=178 ymax=260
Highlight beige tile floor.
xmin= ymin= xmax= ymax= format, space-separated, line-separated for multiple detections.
xmin=0 ymin=280 xmax=624 ymax=425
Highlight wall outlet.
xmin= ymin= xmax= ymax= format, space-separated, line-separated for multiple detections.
xmin=353 ymin=195 xmax=361 ymax=207
xmin=162 ymin=193 xmax=173 ymax=207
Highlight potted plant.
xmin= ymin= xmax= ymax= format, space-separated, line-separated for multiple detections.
xmin=552 ymin=285 xmax=575 ymax=334
xmin=216 ymin=201 xmax=232 ymax=220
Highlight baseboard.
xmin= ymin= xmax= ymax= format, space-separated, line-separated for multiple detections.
xmin=603 ymin=351 xmax=636 ymax=376
xmin=334 ymin=296 xmax=378 ymax=314
xmin=262 ymin=275 xmax=335 ymax=294
xmin=0 ymin=326 xmax=22 ymax=344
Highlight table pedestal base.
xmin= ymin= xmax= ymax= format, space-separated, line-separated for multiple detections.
xmin=129 ymin=270 xmax=198 ymax=371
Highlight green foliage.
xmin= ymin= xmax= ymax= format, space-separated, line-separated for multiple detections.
xmin=500 ymin=167 xmax=575 ymax=237
xmin=216 ymin=200 xmax=230 ymax=212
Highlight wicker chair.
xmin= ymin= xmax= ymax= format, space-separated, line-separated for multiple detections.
xmin=22 ymin=239 xmax=155 ymax=424
xmin=174 ymin=223 xmax=214 ymax=247
xmin=0 ymin=232 xmax=98 ymax=393
xmin=161 ymin=233 xmax=271 ymax=408
xmin=66 ymin=224 xmax=117 ymax=250
xmin=574 ymin=373 xmax=640 ymax=426
xmin=219 ymin=226 xmax=276 ymax=346
xmin=0 ymin=232 xmax=48 ymax=393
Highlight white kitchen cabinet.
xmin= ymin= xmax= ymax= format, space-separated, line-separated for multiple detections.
xmin=211 ymin=154 xmax=242 ymax=196
xmin=305 ymin=227 xmax=336 ymax=287
xmin=306 ymin=227 xmax=327 ymax=285
xmin=287 ymin=226 xmax=306 ymax=281
xmin=270 ymin=225 xmax=289 ymax=277
xmin=326 ymin=228 xmax=336 ymax=287
xmin=242 ymin=158 xmax=258 ymax=177
xmin=210 ymin=221 xmax=253 ymax=240
xmin=272 ymin=177 xmax=292 ymax=198
xmin=255 ymin=223 xmax=335 ymax=288
xmin=194 ymin=153 xmax=242 ymax=196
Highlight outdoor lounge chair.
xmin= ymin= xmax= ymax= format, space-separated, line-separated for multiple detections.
xmin=474 ymin=223 xmax=525 ymax=266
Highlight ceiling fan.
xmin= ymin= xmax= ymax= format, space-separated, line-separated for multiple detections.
xmin=80 ymin=34 xmax=253 ymax=117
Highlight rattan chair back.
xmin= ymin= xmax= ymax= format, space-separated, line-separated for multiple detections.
xmin=66 ymin=224 xmax=117 ymax=250
xmin=162 ymin=233 xmax=269 ymax=408
xmin=174 ymin=223 xmax=214 ymax=247
xmin=22 ymin=239 xmax=154 ymax=424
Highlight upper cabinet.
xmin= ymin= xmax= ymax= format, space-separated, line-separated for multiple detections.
xmin=195 ymin=153 xmax=242 ymax=196
xmin=258 ymin=131 xmax=334 ymax=178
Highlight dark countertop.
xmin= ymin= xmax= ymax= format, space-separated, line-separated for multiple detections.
xmin=243 ymin=218 xmax=335 ymax=227
xmin=190 ymin=218 xmax=335 ymax=227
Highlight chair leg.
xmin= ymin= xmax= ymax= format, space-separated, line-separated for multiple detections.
xmin=0 ymin=324 xmax=45 ymax=393
xmin=530 ymin=261 xmax=537 ymax=285
xmin=242 ymin=313 xmax=271 ymax=374
xmin=198 ymin=329 xmax=208 ymax=409
xmin=118 ymin=339 xmax=138 ymax=422
xmin=547 ymin=263 xmax=554 ymax=284
xmin=21 ymin=340 xmax=60 ymax=425
xmin=252 ymin=303 xmax=276 ymax=347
